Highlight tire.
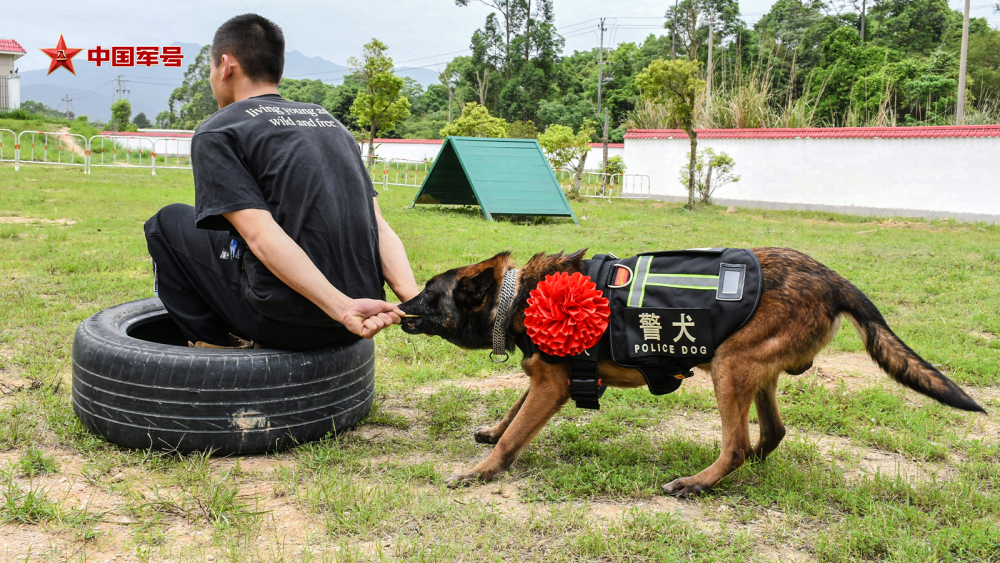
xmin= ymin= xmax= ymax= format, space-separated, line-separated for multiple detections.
xmin=72 ymin=298 xmax=374 ymax=455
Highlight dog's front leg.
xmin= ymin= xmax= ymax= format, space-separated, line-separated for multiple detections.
xmin=447 ymin=356 xmax=569 ymax=487
xmin=474 ymin=388 xmax=528 ymax=444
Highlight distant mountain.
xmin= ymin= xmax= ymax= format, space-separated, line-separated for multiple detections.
xmin=20 ymin=46 xmax=441 ymax=122
xmin=397 ymin=67 xmax=441 ymax=89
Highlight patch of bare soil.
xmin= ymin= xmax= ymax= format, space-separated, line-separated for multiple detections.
xmin=57 ymin=127 xmax=88 ymax=159
xmin=0 ymin=216 xmax=76 ymax=226
xmin=415 ymin=370 xmax=527 ymax=395
xmin=969 ymin=331 xmax=997 ymax=343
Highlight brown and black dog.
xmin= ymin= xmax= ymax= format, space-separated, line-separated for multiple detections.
xmin=399 ymin=248 xmax=985 ymax=495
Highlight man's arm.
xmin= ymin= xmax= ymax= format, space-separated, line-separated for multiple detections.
xmin=373 ymin=198 xmax=419 ymax=302
xmin=223 ymin=208 xmax=402 ymax=339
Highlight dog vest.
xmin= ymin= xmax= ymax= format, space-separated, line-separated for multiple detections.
xmin=515 ymin=248 xmax=762 ymax=409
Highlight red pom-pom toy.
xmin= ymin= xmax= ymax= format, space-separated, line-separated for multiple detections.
xmin=523 ymin=272 xmax=610 ymax=357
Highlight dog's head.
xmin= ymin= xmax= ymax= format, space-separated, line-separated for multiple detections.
xmin=399 ymin=252 xmax=515 ymax=349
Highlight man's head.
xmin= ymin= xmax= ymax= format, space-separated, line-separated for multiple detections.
xmin=209 ymin=14 xmax=284 ymax=108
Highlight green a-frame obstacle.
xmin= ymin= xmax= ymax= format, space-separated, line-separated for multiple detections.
xmin=411 ymin=137 xmax=578 ymax=224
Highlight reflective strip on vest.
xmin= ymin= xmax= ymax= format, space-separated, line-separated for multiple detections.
xmin=627 ymin=258 xmax=720 ymax=307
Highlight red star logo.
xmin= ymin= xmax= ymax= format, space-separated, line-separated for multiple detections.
xmin=40 ymin=34 xmax=83 ymax=76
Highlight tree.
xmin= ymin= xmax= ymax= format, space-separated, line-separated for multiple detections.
xmin=439 ymin=102 xmax=509 ymax=137
xmin=110 ymin=99 xmax=136 ymax=132
xmin=635 ymin=58 xmax=705 ymax=209
xmin=680 ymin=148 xmax=740 ymax=204
xmin=455 ymin=0 xmax=528 ymax=78
xmin=133 ymin=112 xmax=152 ymax=129
xmin=156 ymin=44 xmax=216 ymax=129
xmin=349 ymin=39 xmax=411 ymax=169
xmin=279 ymin=78 xmax=335 ymax=105
xmin=665 ymin=0 xmax=742 ymax=61
xmin=537 ymin=120 xmax=596 ymax=197
xmin=506 ymin=120 xmax=538 ymax=138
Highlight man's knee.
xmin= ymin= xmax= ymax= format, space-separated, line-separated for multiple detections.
xmin=145 ymin=203 xmax=195 ymax=240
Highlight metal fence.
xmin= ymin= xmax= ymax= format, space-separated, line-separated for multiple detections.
xmin=556 ymin=170 xmax=652 ymax=199
xmin=152 ymin=137 xmax=192 ymax=171
xmin=16 ymin=130 xmax=89 ymax=173
xmin=88 ymin=135 xmax=156 ymax=174
xmin=366 ymin=157 xmax=434 ymax=190
xmin=0 ymin=129 xmax=15 ymax=164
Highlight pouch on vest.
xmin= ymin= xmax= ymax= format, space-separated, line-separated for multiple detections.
xmin=605 ymin=248 xmax=762 ymax=395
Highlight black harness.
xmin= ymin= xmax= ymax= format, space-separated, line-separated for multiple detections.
xmin=514 ymin=249 xmax=762 ymax=409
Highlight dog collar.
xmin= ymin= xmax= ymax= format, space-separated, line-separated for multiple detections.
xmin=490 ymin=268 xmax=520 ymax=363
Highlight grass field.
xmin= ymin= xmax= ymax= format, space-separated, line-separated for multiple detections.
xmin=0 ymin=161 xmax=998 ymax=562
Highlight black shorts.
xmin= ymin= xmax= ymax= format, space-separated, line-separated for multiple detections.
xmin=143 ymin=203 xmax=358 ymax=351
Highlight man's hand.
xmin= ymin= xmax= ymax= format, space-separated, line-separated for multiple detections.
xmin=340 ymin=299 xmax=404 ymax=339
xmin=225 ymin=208 xmax=404 ymax=339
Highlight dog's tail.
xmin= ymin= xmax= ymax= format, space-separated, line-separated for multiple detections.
xmin=837 ymin=280 xmax=985 ymax=413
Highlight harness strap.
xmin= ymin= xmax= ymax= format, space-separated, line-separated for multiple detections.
xmin=567 ymin=254 xmax=617 ymax=410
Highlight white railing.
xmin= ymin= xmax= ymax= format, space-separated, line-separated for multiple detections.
xmin=556 ymin=169 xmax=652 ymax=199
xmin=384 ymin=158 xmax=431 ymax=188
xmin=88 ymin=135 xmax=156 ymax=175
xmin=15 ymin=130 xmax=89 ymax=173
xmin=0 ymin=129 xmax=15 ymax=164
xmin=366 ymin=157 xmax=434 ymax=190
xmin=152 ymin=137 xmax=192 ymax=170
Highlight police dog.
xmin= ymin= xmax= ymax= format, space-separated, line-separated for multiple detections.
xmin=399 ymin=248 xmax=985 ymax=496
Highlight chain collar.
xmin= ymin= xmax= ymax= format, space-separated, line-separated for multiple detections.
xmin=490 ymin=268 xmax=520 ymax=363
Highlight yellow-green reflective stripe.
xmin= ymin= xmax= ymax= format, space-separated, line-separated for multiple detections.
xmin=628 ymin=256 xmax=652 ymax=307
xmin=645 ymin=282 xmax=718 ymax=290
xmin=645 ymin=274 xmax=719 ymax=290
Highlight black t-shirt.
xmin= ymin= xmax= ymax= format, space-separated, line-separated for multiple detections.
xmin=192 ymin=93 xmax=384 ymax=327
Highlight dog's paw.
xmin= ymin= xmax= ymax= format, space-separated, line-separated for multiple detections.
xmin=445 ymin=472 xmax=482 ymax=489
xmin=662 ymin=478 xmax=706 ymax=498
xmin=473 ymin=426 xmax=499 ymax=444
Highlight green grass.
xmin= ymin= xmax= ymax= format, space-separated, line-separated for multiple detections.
xmin=0 ymin=155 xmax=998 ymax=561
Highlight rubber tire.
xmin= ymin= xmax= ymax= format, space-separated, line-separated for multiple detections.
xmin=72 ymin=298 xmax=374 ymax=455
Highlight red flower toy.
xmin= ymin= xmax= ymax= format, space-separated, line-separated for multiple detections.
xmin=524 ymin=272 xmax=610 ymax=356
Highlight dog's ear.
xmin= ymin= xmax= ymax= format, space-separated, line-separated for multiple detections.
xmin=455 ymin=267 xmax=496 ymax=307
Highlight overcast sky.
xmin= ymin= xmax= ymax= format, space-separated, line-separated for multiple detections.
xmin=6 ymin=0 xmax=998 ymax=74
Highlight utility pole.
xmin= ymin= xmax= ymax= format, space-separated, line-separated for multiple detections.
xmin=113 ymin=75 xmax=130 ymax=102
xmin=596 ymin=18 xmax=606 ymax=119
xmin=61 ymin=94 xmax=72 ymax=119
xmin=596 ymin=18 xmax=610 ymax=190
xmin=957 ymin=0 xmax=971 ymax=123
xmin=706 ymin=14 xmax=714 ymax=109
xmin=860 ymin=0 xmax=866 ymax=42
xmin=671 ymin=0 xmax=679 ymax=59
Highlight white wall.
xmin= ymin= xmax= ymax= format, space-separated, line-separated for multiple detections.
xmin=362 ymin=139 xmax=625 ymax=170
xmin=625 ymin=134 xmax=1000 ymax=223
xmin=8 ymin=75 xmax=18 ymax=110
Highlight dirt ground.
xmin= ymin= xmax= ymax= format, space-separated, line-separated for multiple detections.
xmin=1 ymin=351 xmax=996 ymax=562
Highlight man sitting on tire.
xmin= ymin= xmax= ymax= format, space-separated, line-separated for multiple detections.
xmin=144 ymin=14 xmax=418 ymax=350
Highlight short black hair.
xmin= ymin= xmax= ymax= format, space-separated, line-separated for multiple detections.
xmin=212 ymin=14 xmax=284 ymax=84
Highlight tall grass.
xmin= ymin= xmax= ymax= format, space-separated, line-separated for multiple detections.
xmin=629 ymin=47 xmax=999 ymax=130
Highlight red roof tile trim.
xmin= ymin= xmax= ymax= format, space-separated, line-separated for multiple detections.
xmin=624 ymin=126 xmax=1000 ymax=140
xmin=373 ymin=138 xmax=624 ymax=148
xmin=0 ymin=39 xmax=26 ymax=54
xmin=100 ymin=131 xmax=193 ymax=138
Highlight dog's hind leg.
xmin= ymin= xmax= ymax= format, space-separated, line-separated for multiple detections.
xmin=474 ymin=388 xmax=528 ymax=444
xmin=447 ymin=358 xmax=569 ymax=487
xmin=663 ymin=358 xmax=756 ymax=497
xmin=749 ymin=376 xmax=786 ymax=462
